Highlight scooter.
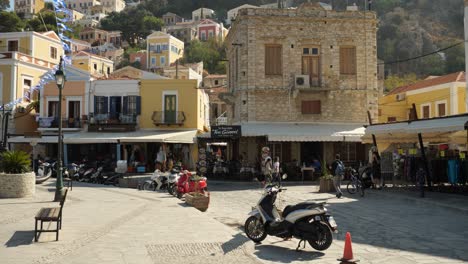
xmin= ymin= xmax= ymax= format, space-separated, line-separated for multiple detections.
xmin=167 ymin=167 xmax=181 ymax=195
xmin=175 ymin=170 xmax=208 ymax=199
xmin=244 ymin=174 xmax=337 ymax=251
xmin=90 ymin=166 xmax=104 ymax=184
xmin=142 ymin=170 xmax=163 ymax=191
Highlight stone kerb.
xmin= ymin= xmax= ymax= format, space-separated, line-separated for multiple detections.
xmin=0 ymin=172 xmax=35 ymax=198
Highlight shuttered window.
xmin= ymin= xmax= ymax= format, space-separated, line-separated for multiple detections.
xmin=422 ymin=105 xmax=430 ymax=119
xmin=437 ymin=103 xmax=446 ymax=117
xmin=301 ymin=100 xmax=321 ymax=114
xmin=340 ymin=46 xmax=356 ymax=75
xmin=265 ymin=45 xmax=282 ymax=76
xmin=387 ymin=117 xmax=397 ymax=122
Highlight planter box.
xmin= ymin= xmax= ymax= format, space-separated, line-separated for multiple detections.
xmin=185 ymin=192 xmax=210 ymax=212
xmin=0 ymin=172 xmax=35 ymax=198
xmin=319 ymin=178 xmax=336 ymax=193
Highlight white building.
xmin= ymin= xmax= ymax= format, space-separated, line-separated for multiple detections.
xmin=65 ymin=0 xmax=102 ymax=14
xmin=100 ymin=0 xmax=125 ymax=14
xmin=192 ymin=7 xmax=215 ymax=21
xmin=226 ymin=4 xmax=258 ymax=25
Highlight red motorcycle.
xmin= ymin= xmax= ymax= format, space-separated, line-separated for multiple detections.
xmin=175 ymin=170 xmax=208 ymax=199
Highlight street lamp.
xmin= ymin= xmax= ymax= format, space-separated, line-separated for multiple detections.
xmin=54 ymin=57 xmax=65 ymax=202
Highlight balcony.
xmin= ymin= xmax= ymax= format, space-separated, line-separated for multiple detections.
xmin=88 ymin=113 xmax=137 ymax=132
xmin=152 ymin=111 xmax=186 ymax=126
xmin=38 ymin=117 xmax=82 ymax=131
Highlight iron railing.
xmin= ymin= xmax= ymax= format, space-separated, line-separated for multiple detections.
xmin=152 ymin=111 xmax=186 ymax=126
xmin=38 ymin=117 xmax=82 ymax=129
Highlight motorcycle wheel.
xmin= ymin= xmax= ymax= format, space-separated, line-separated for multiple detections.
xmin=347 ymin=181 xmax=357 ymax=194
xmin=244 ymin=216 xmax=267 ymax=243
xmin=308 ymin=221 xmax=333 ymax=251
xmin=143 ymin=182 xmax=153 ymax=191
xmin=168 ymin=185 xmax=174 ymax=195
xmin=176 ymin=191 xmax=183 ymax=199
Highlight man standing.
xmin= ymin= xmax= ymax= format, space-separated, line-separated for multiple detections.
xmin=331 ymin=154 xmax=345 ymax=198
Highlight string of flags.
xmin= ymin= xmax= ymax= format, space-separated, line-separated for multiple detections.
xmin=0 ymin=0 xmax=73 ymax=111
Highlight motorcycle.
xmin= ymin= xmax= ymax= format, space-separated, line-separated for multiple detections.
xmin=142 ymin=170 xmax=163 ymax=191
xmin=90 ymin=166 xmax=104 ymax=184
xmin=244 ymin=174 xmax=337 ymax=251
xmin=175 ymin=170 xmax=208 ymax=199
xmin=167 ymin=167 xmax=182 ymax=195
xmin=358 ymin=163 xmax=374 ymax=189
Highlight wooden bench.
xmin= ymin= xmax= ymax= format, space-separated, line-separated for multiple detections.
xmin=34 ymin=188 xmax=68 ymax=242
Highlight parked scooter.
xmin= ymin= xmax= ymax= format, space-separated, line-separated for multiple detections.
xmin=167 ymin=167 xmax=182 ymax=195
xmin=90 ymin=166 xmax=104 ymax=184
xmin=142 ymin=170 xmax=162 ymax=191
xmin=175 ymin=170 xmax=208 ymax=199
xmin=358 ymin=163 xmax=374 ymax=189
xmin=244 ymin=174 xmax=337 ymax=251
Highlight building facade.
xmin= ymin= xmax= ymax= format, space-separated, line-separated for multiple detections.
xmin=129 ymin=50 xmax=148 ymax=70
xmin=198 ymin=19 xmax=226 ymax=42
xmin=379 ymin=72 xmax=467 ymax=123
xmin=72 ymin=51 xmax=114 ymax=77
xmin=223 ymin=3 xmax=378 ymax=175
xmin=146 ymin=31 xmax=184 ymax=70
xmin=192 ymin=7 xmax=215 ymax=21
xmin=79 ymin=28 xmax=122 ymax=47
xmin=65 ymin=0 xmax=102 ymax=14
xmin=14 ymin=0 xmax=45 ymax=19
xmin=226 ymin=4 xmax=258 ymax=25
xmin=162 ymin=12 xmax=184 ymax=26
xmin=163 ymin=22 xmax=199 ymax=44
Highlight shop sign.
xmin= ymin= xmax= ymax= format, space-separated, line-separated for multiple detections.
xmin=211 ymin=126 xmax=241 ymax=139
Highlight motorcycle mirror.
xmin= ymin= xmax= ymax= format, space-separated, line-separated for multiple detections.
xmin=282 ymin=174 xmax=288 ymax=180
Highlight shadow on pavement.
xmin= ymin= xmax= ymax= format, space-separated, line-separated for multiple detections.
xmin=253 ymin=244 xmax=325 ymax=262
xmin=221 ymin=233 xmax=250 ymax=254
xmin=5 ymin=231 xmax=35 ymax=247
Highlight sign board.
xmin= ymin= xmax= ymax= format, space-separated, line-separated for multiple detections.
xmin=211 ymin=126 xmax=241 ymax=139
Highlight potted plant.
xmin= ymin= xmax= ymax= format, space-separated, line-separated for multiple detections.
xmin=0 ymin=150 xmax=35 ymax=198
xmin=27 ymin=100 xmax=40 ymax=113
xmin=319 ymin=160 xmax=335 ymax=193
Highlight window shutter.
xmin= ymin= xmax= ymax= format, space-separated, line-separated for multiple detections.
xmin=340 ymin=47 xmax=356 ymax=75
xmin=265 ymin=45 xmax=282 ymax=75
xmin=103 ymin=96 xmax=109 ymax=115
xmin=301 ymin=100 xmax=321 ymax=114
xmin=438 ymin=104 xmax=445 ymax=117
xmin=136 ymin=96 xmax=141 ymax=115
xmin=122 ymin=96 xmax=128 ymax=115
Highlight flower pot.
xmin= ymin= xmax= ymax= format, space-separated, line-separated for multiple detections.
xmin=319 ymin=177 xmax=335 ymax=193
xmin=0 ymin=172 xmax=35 ymax=198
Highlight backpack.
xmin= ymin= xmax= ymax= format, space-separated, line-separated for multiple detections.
xmin=335 ymin=161 xmax=345 ymax=176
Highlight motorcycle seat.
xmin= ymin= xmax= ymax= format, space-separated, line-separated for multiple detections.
xmin=282 ymin=202 xmax=323 ymax=218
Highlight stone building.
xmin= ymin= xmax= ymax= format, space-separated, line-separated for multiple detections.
xmin=223 ymin=3 xmax=379 ymax=177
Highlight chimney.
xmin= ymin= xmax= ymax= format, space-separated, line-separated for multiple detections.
xmin=465 ymin=0 xmax=468 ymax=110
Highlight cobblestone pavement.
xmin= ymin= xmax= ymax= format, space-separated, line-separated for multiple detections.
xmin=205 ymin=181 xmax=468 ymax=264
xmin=0 ymin=181 xmax=260 ymax=264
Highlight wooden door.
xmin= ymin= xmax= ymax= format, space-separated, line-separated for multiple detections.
xmin=302 ymin=56 xmax=320 ymax=86
xmin=164 ymin=95 xmax=177 ymax=124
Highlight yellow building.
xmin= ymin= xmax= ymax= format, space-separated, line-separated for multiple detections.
xmin=15 ymin=0 xmax=45 ymax=19
xmin=139 ymin=79 xmax=208 ymax=131
xmin=72 ymin=51 xmax=114 ymax=77
xmin=379 ymin=72 xmax=467 ymax=123
xmin=146 ymin=31 xmax=184 ymax=70
xmin=0 ymin=31 xmax=63 ymax=106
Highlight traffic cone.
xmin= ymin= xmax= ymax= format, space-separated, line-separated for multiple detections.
xmin=338 ymin=232 xmax=359 ymax=263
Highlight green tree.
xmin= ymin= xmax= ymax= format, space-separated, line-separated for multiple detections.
xmin=25 ymin=11 xmax=58 ymax=32
xmin=384 ymin=74 xmax=420 ymax=93
xmin=183 ymin=38 xmax=225 ymax=74
xmin=0 ymin=11 xmax=25 ymax=32
xmin=444 ymin=42 xmax=465 ymax=73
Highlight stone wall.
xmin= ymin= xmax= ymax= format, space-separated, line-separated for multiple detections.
xmin=0 ymin=172 xmax=35 ymax=198
xmin=226 ymin=3 xmax=379 ymax=123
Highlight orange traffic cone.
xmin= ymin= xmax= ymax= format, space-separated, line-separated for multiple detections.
xmin=338 ymin=232 xmax=359 ymax=263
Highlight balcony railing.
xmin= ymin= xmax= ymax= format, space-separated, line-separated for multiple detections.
xmin=88 ymin=113 xmax=137 ymax=132
xmin=152 ymin=111 xmax=186 ymax=126
xmin=0 ymin=46 xmax=32 ymax=55
xmin=38 ymin=117 xmax=82 ymax=129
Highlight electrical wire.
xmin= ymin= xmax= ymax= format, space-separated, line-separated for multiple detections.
xmin=378 ymin=41 xmax=463 ymax=66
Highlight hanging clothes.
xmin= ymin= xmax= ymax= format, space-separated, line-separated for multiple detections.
xmin=447 ymin=159 xmax=459 ymax=185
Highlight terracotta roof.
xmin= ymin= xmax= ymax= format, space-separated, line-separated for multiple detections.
xmin=388 ymin=71 xmax=465 ymax=95
xmin=73 ymin=51 xmax=111 ymax=61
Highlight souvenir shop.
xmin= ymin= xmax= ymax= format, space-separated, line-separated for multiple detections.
xmin=364 ymin=114 xmax=468 ymax=192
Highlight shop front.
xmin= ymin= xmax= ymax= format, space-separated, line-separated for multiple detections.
xmin=364 ymin=114 xmax=468 ymax=190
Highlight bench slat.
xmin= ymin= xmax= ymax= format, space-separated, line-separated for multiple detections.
xmin=35 ymin=207 xmax=60 ymax=220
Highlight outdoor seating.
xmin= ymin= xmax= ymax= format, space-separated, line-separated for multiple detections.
xmin=34 ymin=188 xmax=68 ymax=242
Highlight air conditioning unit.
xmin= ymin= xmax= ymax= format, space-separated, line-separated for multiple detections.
xmin=396 ymin=94 xmax=406 ymax=101
xmin=295 ymin=74 xmax=310 ymax=89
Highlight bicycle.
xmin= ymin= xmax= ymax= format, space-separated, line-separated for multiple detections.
xmin=346 ymin=168 xmax=364 ymax=197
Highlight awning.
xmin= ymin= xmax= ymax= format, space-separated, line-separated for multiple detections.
xmin=119 ymin=130 xmax=197 ymax=144
xmin=8 ymin=136 xmax=59 ymax=144
xmin=241 ymin=123 xmax=365 ymax=142
xmin=64 ymin=132 xmax=123 ymax=144
xmin=405 ymin=115 xmax=468 ymax=133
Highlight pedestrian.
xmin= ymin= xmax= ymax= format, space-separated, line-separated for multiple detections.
xmin=273 ymin=156 xmax=280 ymax=183
xmin=415 ymin=161 xmax=426 ymax=198
xmin=264 ymin=156 xmax=273 ymax=184
xmin=331 ymin=154 xmax=345 ymax=198
xmin=371 ymin=151 xmax=383 ymax=190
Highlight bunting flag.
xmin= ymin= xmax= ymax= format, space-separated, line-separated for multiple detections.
xmin=0 ymin=0 xmax=73 ymax=111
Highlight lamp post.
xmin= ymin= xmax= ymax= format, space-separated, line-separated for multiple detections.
xmin=54 ymin=57 xmax=65 ymax=202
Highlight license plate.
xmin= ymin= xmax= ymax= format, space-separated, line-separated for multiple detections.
xmin=327 ymin=216 xmax=338 ymax=228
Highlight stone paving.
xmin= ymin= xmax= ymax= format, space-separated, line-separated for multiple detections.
xmin=206 ymin=181 xmax=468 ymax=264
xmin=1 ymin=180 xmax=468 ymax=264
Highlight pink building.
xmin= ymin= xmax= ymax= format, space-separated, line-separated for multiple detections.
xmin=197 ymin=19 xmax=226 ymax=41
xmin=129 ymin=50 xmax=147 ymax=70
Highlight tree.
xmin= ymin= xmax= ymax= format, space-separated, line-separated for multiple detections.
xmin=25 ymin=11 xmax=58 ymax=32
xmin=183 ymin=39 xmax=226 ymax=74
xmin=0 ymin=11 xmax=25 ymax=32
xmin=444 ymin=42 xmax=465 ymax=73
xmin=0 ymin=0 xmax=9 ymax=11
xmin=384 ymin=74 xmax=420 ymax=93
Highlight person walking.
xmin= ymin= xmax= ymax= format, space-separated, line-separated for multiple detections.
xmin=371 ymin=151 xmax=383 ymax=190
xmin=273 ymin=156 xmax=280 ymax=183
xmin=331 ymin=154 xmax=345 ymax=198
